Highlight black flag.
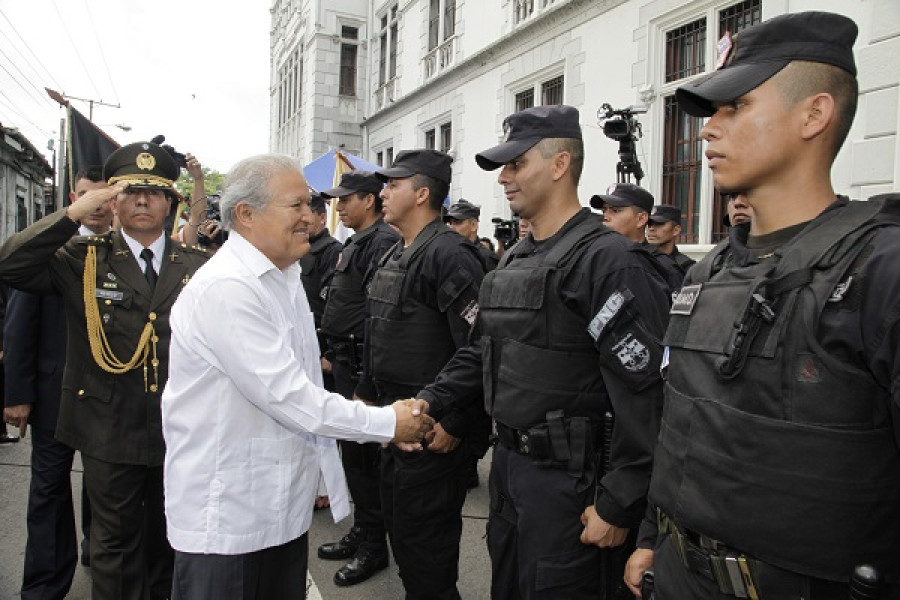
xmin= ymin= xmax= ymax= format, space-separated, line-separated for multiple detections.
xmin=63 ymin=105 xmax=119 ymax=202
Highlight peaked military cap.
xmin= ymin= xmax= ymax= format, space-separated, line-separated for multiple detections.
xmin=476 ymin=105 xmax=582 ymax=171
xmin=444 ymin=199 xmax=481 ymax=221
xmin=376 ymin=149 xmax=453 ymax=184
xmin=677 ymin=11 xmax=858 ymax=117
xmin=321 ymin=170 xmax=383 ymax=198
xmin=648 ymin=205 xmax=682 ymax=225
xmin=590 ymin=183 xmax=654 ymax=213
xmin=103 ymin=142 xmax=180 ymax=189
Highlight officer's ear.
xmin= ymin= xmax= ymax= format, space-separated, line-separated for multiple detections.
xmin=414 ymin=184 xmax=430 ymax=208
xmin=673 ymin=223 xmax=682 ymax=237
xmin=801 ymin=92 xmax=836 ymax=143
xmin=549 ymin=150 xmax=572 ymax=183
xmin=635 ymin=209 xmax=649 ymax=229
xmin=363 ymin=192 xmax=376 ymax=212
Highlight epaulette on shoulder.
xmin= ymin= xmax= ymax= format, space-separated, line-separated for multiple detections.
xmin=178 ymin=242 xmax=210 ymax=256
xmin=73 ymin=233 xmax=113 ymax=246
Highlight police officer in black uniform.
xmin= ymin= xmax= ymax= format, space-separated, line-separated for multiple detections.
xmin=416 ymin=106 xmax=670 ymax=600
xmin=592 ymin=184 xmax=685 ymax=290
xmin=298 ymin=193 xmax=341 ymax=390
xmin=444 ymin=199 xmax=500 ymax=270
xmin=355 ymin=150 xmax=490 ymax=600
xmin=315 ymin=170 xmax=399 ymax=586
xmin=0 ymin=142 xmax=208 ymax=600
xmin=646 ymin=205 xmax=696 ymax=278
xmin=625 ymin=12 xmax=900 ymax=599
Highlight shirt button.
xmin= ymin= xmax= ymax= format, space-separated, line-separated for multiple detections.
xmin=105 ymin=299 xmax=112 ymax=305
xmin=77 ymin=389 xmax=85 ymax=397
xmin=148 ymin=312 xmax=157 ymax=321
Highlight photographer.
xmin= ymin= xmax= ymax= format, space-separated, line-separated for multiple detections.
xmin=175 ymin=153 xmax=207 ymax=247
xmin=196 ymin=194 xmax=228 ymax=253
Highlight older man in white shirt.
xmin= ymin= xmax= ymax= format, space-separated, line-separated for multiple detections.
xmin=161 ymin=154 xmax=433 ymax=600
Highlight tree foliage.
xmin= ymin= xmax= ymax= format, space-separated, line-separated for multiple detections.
xmin=174 ymin=167 xmax=226 ymax=199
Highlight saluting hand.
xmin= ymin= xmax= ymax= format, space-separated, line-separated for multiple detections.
xmin=185 ymin=153 xmax=203 ymax=180
xmin=390 ymin=398 xmax=434 ymax=450
xmin=66 ymin=181 xmax=128 ymax=223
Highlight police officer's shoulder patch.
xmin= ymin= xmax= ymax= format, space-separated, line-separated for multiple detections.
xmin=588 ymin=289 xmax=633 ymax=342
xmin=611 ymin=332 xmax=650 ymax=372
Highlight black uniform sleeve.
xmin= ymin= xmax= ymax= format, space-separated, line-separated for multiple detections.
xmin=563 ymin=242 xmax=670 ymax=528
xmin=417 ymin=339 xmax=484 ymax=421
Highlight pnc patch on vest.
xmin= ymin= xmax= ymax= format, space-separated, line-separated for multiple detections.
xmin=588 ymin=290 xmax=628 ymax=341
xmin=460 ymin=300 xmax=479 ymax=326
xmin=612 ymin=332 xmax=650 ymax=373
xmin=670 ymin=284 xmax=702 ymax=315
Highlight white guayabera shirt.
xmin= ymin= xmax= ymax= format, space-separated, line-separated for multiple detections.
xmin=162 ymin=231 xmax=395 ymax=554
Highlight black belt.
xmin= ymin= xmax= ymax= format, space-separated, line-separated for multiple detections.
xmin=495 ymin=414 xmax=598 ymax=475
xmin=658 ymin=508 xmax=761 ymax=599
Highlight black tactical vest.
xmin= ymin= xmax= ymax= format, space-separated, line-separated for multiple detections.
xmin=299 ymin=231 xmax=340 ymax=325
xmin=321 ymin=221 xmax=395 ymax=340
xmin=480 ymin=213 xmax=613 ymax=431
xmin=651 ymin=196 xmax=900 ymax=582
xmin=367 ymin=221 xmax=459 ymax=389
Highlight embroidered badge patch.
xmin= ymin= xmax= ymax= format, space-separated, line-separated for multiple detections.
xmin=612 ymin=332 xmax=650 ymax=373
xmin=715 ymin=32 xmax=733 ymax=70
xmin=588 ymin=290 xmax=626 ymax=341
xmin=670 ymin=284 xmax=702 ymax=316
xmin=460 ymin=300 xmax=479 ymax=326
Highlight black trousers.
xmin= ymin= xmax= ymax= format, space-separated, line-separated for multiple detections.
xmin=21 ymin=426 xmax=81 ymax=600
xmin=171 ymin=534 xmax=308 ymax=600
xmin=488 ymin=443 xmax=619 ymax=600
xmin=82 ymin=456 xmax=173 ymax=600
xmin=334 ymin=359 xmax=386 ymax=550
xmin=380 ymin=445 xmax=470 ymax=600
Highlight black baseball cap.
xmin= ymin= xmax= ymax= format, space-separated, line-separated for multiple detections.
xmin=309 ymin=193 xmax=329 ymax=213
xmin=476 ymin=105 xmax=582 ymax=171
xmin=444 ymin=199 xmax=480 ymax=221
xmin=104 ymin=142 xmax=179 ymax=190
xmin=648 ymin=205 xmax=682 ymax=225
xmin=590 ymin=183 xmax=654 ymax=213
xmin=376 ymin=149 xmax=452 ymax=184
xmin=321 ymin=170 xmax=383 ymax=198
xmin=677 ymin=11 xmax=858 ymax=117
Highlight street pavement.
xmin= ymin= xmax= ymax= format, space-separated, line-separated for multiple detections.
xmin=0 ymin=436 xmax=492 ymax=599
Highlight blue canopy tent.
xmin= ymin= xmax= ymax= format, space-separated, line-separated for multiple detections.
xmin=302 ymin=149 xmax=380 ymax=194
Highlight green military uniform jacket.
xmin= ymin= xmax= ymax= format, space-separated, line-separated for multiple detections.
xmin=0 ymin=208 xmax=208 ymax=465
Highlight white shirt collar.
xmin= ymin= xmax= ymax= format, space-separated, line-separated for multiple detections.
xmin=120 ymin=228 xmax=166 ymax=273
xmin=79 ymin=224 xmax=109 ymax=236
xmin=225 ymin=230 xmax=301 ymax=281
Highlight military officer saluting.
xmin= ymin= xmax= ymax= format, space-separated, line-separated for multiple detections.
xmin=626 ymin=12 xmax=900 ymax=599
xmin=0 ymin=141 xmax=208 ymax=600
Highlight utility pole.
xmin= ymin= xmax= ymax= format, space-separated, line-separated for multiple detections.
xmin=56 ymin=117 xmax=65 ymax=209
xmin=45 ymin=88 xmax=120 ymax=120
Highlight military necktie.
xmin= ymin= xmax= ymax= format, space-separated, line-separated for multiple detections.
xmin=140 ymin=248 xmax=157 ymax=290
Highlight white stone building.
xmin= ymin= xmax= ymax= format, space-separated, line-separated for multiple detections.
xmin=270 ymin=0 xmax=900 ymax=251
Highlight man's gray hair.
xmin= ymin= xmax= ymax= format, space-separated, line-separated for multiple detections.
xmin=220 ymin=154 xmax=305 ymax=229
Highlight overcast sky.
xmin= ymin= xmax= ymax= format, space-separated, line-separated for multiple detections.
xmin=0 ymin=0 xmax=271 ymax=174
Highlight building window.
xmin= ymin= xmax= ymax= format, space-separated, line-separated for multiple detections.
xmin=276 ymin=48 xmax=302 ymax=128
xmin=541 ymin=75 xmax=564 ymax=105
xmin=339 ymin=26 xmax=358 ymax=96
xmin=386 ymin=146 xmax=394 ymax=166
xmin=658 ymin=0 xmax=761 ymax=244
xmin=376 ymin=150 xmax=384 ymax=166
xmin=515 ymin=89 xmax=535 ymax=111
xmin=513 ymin=73 xmax=563 ymax=112
xmin=425 ymin=129 xmax=436 ymax=150
xmin=379 ymin=6 xmax=399 ymax=86
xmin=440 ymin=122 xmax=452 ymax=153
xmin=429 ymin=0 xmax=455 ymax=49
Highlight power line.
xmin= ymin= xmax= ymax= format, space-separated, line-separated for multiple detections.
xmin=50 ymin=0 xmax=104 ymax=101
xmin=0 ymin=47 xmax=58 ymax=111
xmin=0 ymin=91 xmax=53 ymax=138
xmin=0 ymin=7 xmax=63 ymax=91
xmin=82 ymin=0 xmax=120 ymax=105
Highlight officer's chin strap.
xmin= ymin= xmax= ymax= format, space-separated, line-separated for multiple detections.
xmin=83 ymin=246 xmax=160 ymax=392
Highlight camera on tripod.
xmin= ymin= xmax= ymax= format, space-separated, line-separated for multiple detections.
xmin=597 ymin=103 xmax=647 ymax=185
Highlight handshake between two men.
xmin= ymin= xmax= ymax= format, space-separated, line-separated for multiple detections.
xmin=388 ymin=398 xmax=442 ymax=451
